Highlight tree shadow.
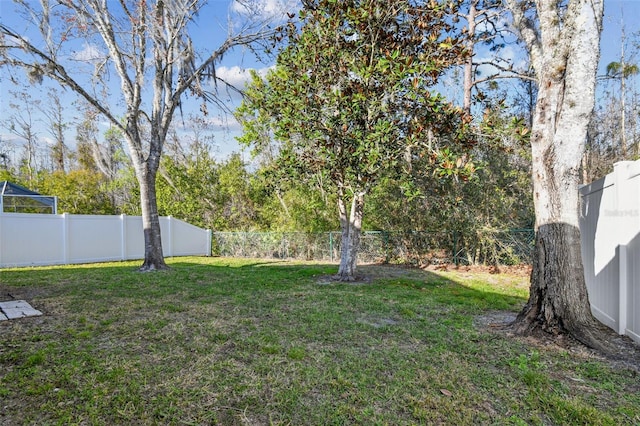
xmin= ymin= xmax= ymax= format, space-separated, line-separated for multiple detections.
xmin=9 ymin=257 xmax=639 ymax=370
xmin=0 ymin=258 xmax=526 ymax=313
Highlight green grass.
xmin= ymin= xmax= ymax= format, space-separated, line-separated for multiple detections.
xmin=0 ymin=257 xmax=638 ymax=425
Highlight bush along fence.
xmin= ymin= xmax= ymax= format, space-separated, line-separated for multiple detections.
xmin=212 ymin=229 xmax=535 ymax=266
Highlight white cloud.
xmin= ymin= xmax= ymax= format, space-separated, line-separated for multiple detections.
xmin=0 ymin=134 xmax=20 ymax=146
xmin=474 ymin=44 xmax=529 ymax=79
xmin=230 ymin=0 xmax=300 ymax=21
xmin=214 ymin=65 xmax=273 ymax=90
xmin=41 ymin=136 xmax=55 ymax=146
xmin=210 ymin=115 xmax=243 ymax=134
xmin=71 ymin=43 xmax=104 ymax=62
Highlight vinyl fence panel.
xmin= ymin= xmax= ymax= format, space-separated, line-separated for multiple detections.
xmin=166 ymin=217 xmax=212 ymax=257
xmin=580 ymin=176 xmax=620 ymax=331
xmin=123 ymin=215 xmax=145 ymax=259
xmin=627 ymin=232 xmax=640 ymax=343
xmin=0 ymin=213 xmax=211 ymax=268
xmin=580 ymin=160 xmax=640 ymax=343
xmin=67 ymin=215 xmax=124 ymax=263
xmin=0 ymin=213 xmax=65 ymax=266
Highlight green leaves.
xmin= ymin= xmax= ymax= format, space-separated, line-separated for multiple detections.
xmin=238 ymin=0 xmax=471 ymax=223
xmin=432 ymin=148 xmax=476 ymax=182
xmin=605 ymin=61 xmax=639 ymax=79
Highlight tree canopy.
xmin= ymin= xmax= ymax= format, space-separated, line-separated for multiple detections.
xmin=238 ymin=0 xmax=475 ymax=280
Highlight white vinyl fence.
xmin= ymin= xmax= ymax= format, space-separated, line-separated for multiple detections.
xmin=0 ymin=213 xmax=212 ymax=268
xmin=580 ymin=160 xmax=640 ymax=344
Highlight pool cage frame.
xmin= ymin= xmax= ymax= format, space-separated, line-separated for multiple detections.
xmin=0 ymin=181 xmax=57 ymax=214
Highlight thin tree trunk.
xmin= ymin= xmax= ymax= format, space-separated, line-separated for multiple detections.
xmin=131 ymin=130 xmax=168 ymax=271
xmin=462 ymin=0 xmax=477 ymax=115
xmin=619 ymin=18 xmax=627 ymax=158
xmin=336 ymin=188 xmax=364 ymax=281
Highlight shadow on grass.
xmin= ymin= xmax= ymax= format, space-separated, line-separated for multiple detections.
xmin=0 ymin=257 xmax=527 ymax=316
xmin=5 ymin=258 xmax=639 ymax=426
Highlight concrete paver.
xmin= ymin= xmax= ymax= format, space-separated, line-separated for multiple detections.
xmin=0 ymin=300 xmax=42 ymax=319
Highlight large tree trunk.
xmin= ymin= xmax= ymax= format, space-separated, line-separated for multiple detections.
xmin=514 ymin=224 xmax=610 ymax=349
xmin=137 ymin=162 xmax=168 ymax=271
xmin=508 ymin=0 xmax=609 ymax=350
xmin=335 ymin=188 xmax=364 ymax=281
xmin=129 ymin=130 xmax=168 ymax=271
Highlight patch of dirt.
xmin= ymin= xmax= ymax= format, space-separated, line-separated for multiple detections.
xmin=315 ymin=262 xmax=531 ymax=285
xmin=0 ymin=285 xmax=49 ymax=303
xmin=474 ymin=311 xmax=518 ymax=328
xmin=421 ymin=263 xmax=533 ymax=277
xmin=0 ymin=283 xmax=67 ymax=320
xmin=315 ymin=263 xmax=437 ymax=285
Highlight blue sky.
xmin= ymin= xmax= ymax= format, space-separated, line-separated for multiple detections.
xmin=600 ymin=0 xmax=640 ymax=72
xmin=0 ymin=0 xmax=296 ymax=163
xmin=0 ymin=0 xmax=639 ymax=164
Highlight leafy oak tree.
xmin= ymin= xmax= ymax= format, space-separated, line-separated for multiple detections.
xmin=238 ymin=0 xmax=472 ymax=280
xmin=0 ymin=0 xmax=272 ymax=270
xmin=505 ymin=0 xmax=610 ymax=349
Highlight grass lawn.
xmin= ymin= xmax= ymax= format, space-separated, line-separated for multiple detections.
xmin=1 ymin=257 xmax=638 ymax=425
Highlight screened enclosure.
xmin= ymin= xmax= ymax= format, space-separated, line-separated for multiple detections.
xmin=0 ymin=181 xmax=57 ymax=214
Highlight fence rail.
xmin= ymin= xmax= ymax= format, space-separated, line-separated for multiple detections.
xmin=212 ymin=229 xmax=535 ymax=266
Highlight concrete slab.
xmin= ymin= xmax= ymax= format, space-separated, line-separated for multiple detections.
xmin=0 ymin=300 xmax=43 ymax=319
xmin=0 ymin=312 xmax=7 ymax=321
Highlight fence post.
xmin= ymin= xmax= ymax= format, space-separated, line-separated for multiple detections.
xmin=452 ymin=230 xmax=458 ymax=266
xmin=384 ymin=231 xmax=390 ymax=263
xmin=120 ymin=214 xmax=126 ymax=260
xmin=62 ymin=213 xmax=69 ymax=265
xmin=166 ymin=216 xmax=173 ymax=258
xmin=206 ymin=229 xmax=212 ymax=256
xmin=614 ymin=161 xmax=633 ymax=336
xmin=243 ymin=232 xmax=247 ymax=257
xmin=329 ymin=232 xmax=334 ymax=262
xmin=619 ymin=244 xmax=629 ymax=335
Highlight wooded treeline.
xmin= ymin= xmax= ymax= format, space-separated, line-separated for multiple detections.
xmin=0 ymin=94 xmax=536 ymax=238
xmin=0 ymin=0 xmax=637 ymax=247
